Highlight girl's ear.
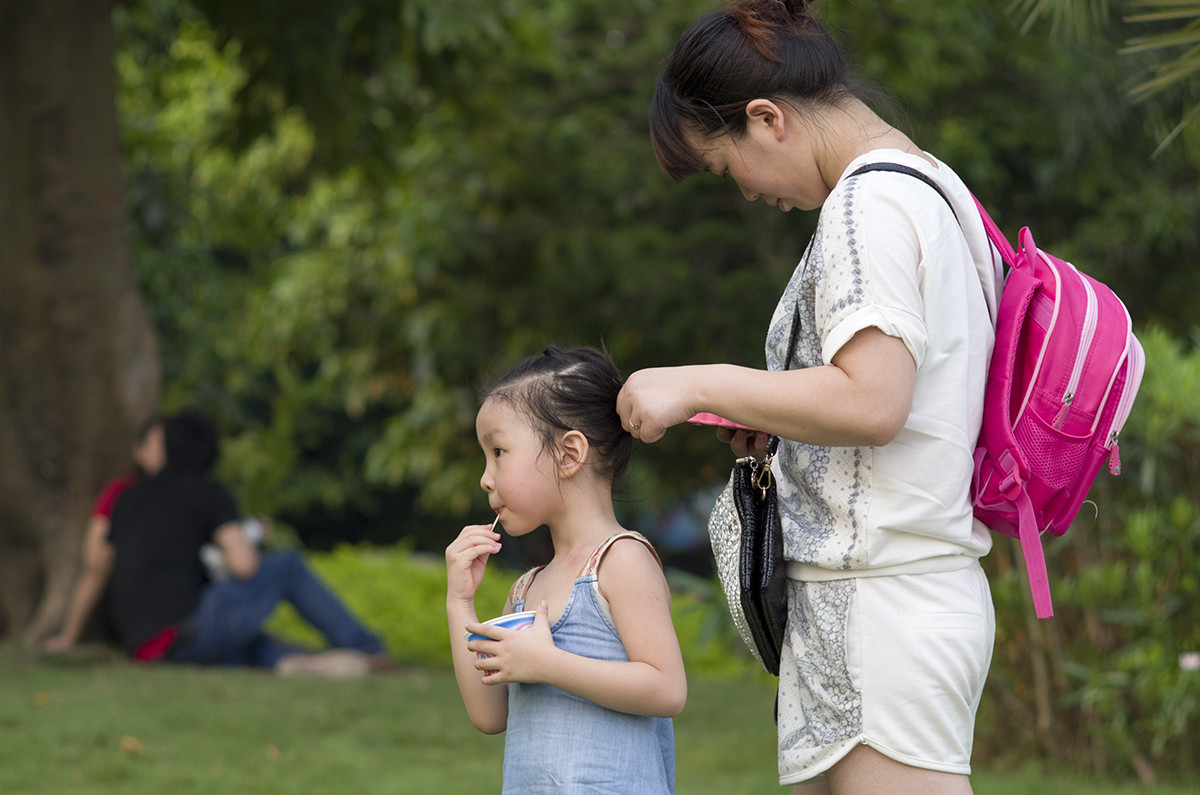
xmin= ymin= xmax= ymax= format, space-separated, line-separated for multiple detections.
xmin=557 ymin=431 xmax=589 ymax=479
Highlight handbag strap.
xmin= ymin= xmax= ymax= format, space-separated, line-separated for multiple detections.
xmin=764 ymin=304 xmax=803 ymax=458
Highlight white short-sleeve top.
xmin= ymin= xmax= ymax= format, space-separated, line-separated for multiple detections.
xmin=772 ymin=149 xmax=1004 ymax=580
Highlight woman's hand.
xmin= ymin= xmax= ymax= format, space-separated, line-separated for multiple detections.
xmin=716 ymin=427 xmax=772 ymax=459
xmin=617 ymin=365 xmax=711 ymax=443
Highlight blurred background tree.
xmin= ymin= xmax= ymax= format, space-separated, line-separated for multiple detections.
xmin=0 ymin=0 xmax=160 ymax=643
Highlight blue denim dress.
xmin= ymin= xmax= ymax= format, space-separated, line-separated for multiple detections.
xmin=502 ymin=532 xmax=676 ymax=794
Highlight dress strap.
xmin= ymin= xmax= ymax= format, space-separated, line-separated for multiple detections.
xmin=508 ymin=565 xmax=546 ymax=605
xmin=579 ymin=531 xmax=661 ymax=578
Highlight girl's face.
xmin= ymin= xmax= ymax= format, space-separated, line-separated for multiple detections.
xmin=476 ymin=398 xmax=564 ymax=535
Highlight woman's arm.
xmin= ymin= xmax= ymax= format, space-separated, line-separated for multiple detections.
xmin=446 ymin=523 xmax=510 ymax=734
xmin=471 ymin=539 xmax=687 ymax=718
xmin=42 ymin=516 xmax=114 ymax=651
xmin=618 ymin=326 xmax=915 ymax=449
xmin=215 ymin=521 xmax=260 ymax=579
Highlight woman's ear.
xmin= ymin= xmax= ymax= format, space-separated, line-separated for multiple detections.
xmin=557 ymin=431 xmax=589 ymax=479
xmin=745 ymin=98 xmax=787 ymax=141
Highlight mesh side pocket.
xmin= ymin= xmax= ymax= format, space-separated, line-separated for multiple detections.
xmin=1014 ymin=413 xmax=1089 ymax=490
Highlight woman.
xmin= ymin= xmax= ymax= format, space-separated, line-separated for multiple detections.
xmin=616 ymin=1 xmax=1002 ymax=792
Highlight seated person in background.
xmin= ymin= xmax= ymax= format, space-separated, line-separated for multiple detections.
xmin=42 ymin=416 xmax=166 ymax=652
xmin=55 ymin=410 xmax=390 ymax=677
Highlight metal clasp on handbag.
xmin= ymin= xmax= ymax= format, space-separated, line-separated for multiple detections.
xmin=736 ymin=453 xmax=775 ymax=500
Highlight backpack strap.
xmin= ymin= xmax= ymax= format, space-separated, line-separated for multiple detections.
xmin=1015 ymin=489 xmax=1054 ymax=619
xmin=974 ymin=448 xmax=1054 ymax=619
xmin=850 ymin=162 xmax=1018 ymax=269
xmin=971 ymin=197 xmax=1017 ymax=265
xmin=849 ymin=162 xmax=957 ymax=222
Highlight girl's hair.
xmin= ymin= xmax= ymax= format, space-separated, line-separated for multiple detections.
xmin=482 ymin=346 xmax=632 ymax=483
xmin=651 ymin=0 xmax=866 ymax=180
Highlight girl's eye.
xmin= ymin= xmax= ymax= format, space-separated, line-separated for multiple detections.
xmin=492 ymin=448 xmax=504 ymax=458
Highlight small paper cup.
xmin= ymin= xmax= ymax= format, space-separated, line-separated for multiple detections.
xmin=465 ymin=611 xmax=537 ymax=664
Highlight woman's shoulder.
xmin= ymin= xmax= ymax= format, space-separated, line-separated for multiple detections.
xmin=836 ymin=149 xmax=972 ymax=212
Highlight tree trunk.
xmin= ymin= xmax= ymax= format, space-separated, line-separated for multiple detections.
xmin=0 ymin=0 xmax=160 ymax=641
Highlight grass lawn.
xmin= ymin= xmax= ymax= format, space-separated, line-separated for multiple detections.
xmin=0 ymin=643 xmax=1191 ymax=793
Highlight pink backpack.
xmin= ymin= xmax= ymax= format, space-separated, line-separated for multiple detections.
xmin=852 ymin=163 xmax=1145 ymax=619
xmin=971 ymin=201 xmax=1145 ymax=619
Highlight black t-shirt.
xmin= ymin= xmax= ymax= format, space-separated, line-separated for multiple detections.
xmin=107 ymin=467 xmax=239 ymax=651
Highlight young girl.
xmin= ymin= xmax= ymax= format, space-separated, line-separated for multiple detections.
xmin=617 ymin=1 xmax=1000 ymax=793
xmin=446 ymin=345 xmax=686 ymax=794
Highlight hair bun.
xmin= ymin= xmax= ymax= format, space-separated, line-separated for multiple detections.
xmin=737 ymin=0 xmax=816 ymax=23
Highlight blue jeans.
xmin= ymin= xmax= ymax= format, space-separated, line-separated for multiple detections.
xmin=167 ymin=550 xmax=386 ymax=669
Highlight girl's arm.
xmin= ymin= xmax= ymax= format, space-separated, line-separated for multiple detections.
xmin=473 ymin=539 xmax=686 ymax=718
xmin=446 ymin=523 xmax=509 ymax=734
xmin=618 ymin=326 xmax=916 ymax=448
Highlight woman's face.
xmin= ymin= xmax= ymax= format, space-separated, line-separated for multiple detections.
xmin=134 ymin=424 xmax=166 ymax=476
xmin=685 ymin=101 xmax=832 ymax=212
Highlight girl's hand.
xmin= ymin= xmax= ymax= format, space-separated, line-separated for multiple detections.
xmin=446 ymin=524 xmax=502 ymax=604
xmin=466 ymin=600 xmax=557 ymax=684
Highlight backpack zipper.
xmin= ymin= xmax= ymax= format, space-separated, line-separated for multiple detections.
xmin=1052 ymin=260 xmax=1098 ymax=430
xmin=1104 ymin=330 xmax=1145 ymax=476
xmin=1017 ymin=252 xmax=1062 ymax=423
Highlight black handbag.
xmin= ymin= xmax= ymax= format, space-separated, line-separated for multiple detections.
xmin=706 ymin=308 xmax=801 ymax=676
xmin=707 ymin=445 xmax=788 ymax=675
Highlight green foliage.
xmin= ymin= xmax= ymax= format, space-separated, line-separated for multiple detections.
xmin=115 ymin=0 xmax=1200 ymax=546
xmin=978 ymin=325 xmax=1200 ymax=782
xmin=117 ymin=0 xmax=803 ymax=546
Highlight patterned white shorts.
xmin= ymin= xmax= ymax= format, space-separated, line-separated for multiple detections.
xmin=777 ymin=562 xmax=995 ymax=785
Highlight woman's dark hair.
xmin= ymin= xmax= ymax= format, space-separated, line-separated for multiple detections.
xmin=163 ymin=410 xmax=220 ymax=473
xmin=482 ymin=346 xmax=632 ymax=484
xmin=651 ymin=0 xmax=865 ymax=180
xmin=134 ymin=414 xmax=163 ymax=445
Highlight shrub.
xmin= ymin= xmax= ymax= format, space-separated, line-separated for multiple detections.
xmin=266 ymin=541 xmax=767 ymax=680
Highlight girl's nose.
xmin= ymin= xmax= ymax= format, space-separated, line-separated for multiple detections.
xmin=479 ymin=469 xmax=494 ymax=493
xmin=739 ymin=184 xmax=758 ymax=202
